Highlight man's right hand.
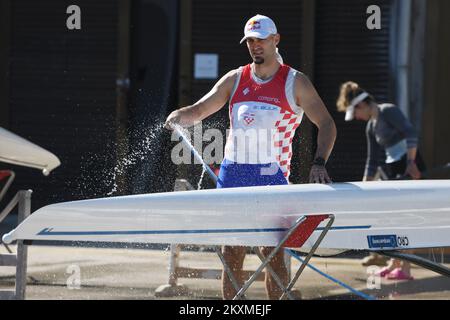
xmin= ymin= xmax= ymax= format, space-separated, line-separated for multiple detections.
xmin=164 ymin=110 xmax=182 ymax=130
xmin=164 ymin=70 xmax=237 ymax=131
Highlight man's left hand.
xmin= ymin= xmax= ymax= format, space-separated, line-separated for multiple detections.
xmin=309 ymin=165 xmax=332 ymax=184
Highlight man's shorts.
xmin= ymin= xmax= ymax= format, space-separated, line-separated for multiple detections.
xmin=217 ymin=159 xmax=288 ymax=189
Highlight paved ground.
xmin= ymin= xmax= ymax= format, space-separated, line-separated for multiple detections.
xmin=1 ymin=244 xmax=449 ymax=300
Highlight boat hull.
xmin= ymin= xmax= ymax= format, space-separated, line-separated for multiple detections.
xmin=3 ymin=180 xmax=450 ymax=251
xmin=0 ymin=127 xmax=60 ymax=175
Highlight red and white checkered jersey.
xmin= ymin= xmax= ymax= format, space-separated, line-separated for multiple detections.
xmin=224 ymin=64 xmax=304 ymax=180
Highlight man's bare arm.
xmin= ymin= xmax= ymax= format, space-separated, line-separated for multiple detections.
xmin=165 ymin=70 xmax=237 ymax=129
xmin=295 ymin=73 xmax=337 ymax=183
xmin=295 ymin=73 xmax=336 ymax=161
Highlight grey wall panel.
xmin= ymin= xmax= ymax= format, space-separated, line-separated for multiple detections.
xmin=128 ymin=0 xmax=179 ymax=194
xmin=7 ymin=0 xmax=119 ymax=209
xmin=314 ymin=0 xmax=393 ymax=182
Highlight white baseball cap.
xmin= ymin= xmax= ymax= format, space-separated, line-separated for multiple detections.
xmin=345 ymin=92 xmax=369 ymax=121
xmin=240 ymin=14 xmax=278 ymax=44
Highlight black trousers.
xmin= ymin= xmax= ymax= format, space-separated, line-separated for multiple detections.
xmin=383 ymin=151 xmax=427 ymax=180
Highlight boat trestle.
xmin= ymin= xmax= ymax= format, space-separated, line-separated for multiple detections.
xmin=215 ymin=214 xmax=335 ymax=300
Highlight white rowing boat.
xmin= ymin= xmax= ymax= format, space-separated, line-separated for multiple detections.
xmin=3 ymin=180 xmax=450 ymax=251
xmin=0 ymin=127 xmax=60 ymax=175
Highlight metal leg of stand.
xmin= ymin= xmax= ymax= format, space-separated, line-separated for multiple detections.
xmin=233 ymin=216 xmax=307 ymax=300
xmin=2 ymin=243 xmax=12 ymax=253
xmin=280 ymin=215 xmax=335 ymax=300
xmin=254 ymin=247 xmax=295 ymax=300
xmin=168 ymin=244 xmax=181 ymax=286
xmin=15 ymin=190 xmax=32 ymax=300
xmin=0 ymin=171 xmax=15 ymax=203
xmin=215 ymin=246 xmax=247 ymax=300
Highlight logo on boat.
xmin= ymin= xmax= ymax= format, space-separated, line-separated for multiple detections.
xmin=367 ymin=235 xmax=398 ymax=249
xmin=367 ymin=235 xmax=410 ymax=249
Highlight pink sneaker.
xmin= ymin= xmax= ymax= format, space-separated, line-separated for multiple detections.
xmin=375 ymin=266 xmax=392 ymax=277
xmin=386 ymin=268 xmax=414 ymax=280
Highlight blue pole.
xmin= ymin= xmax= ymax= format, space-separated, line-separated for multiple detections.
xmin=287 ymin=249 xmax=377 ymax=300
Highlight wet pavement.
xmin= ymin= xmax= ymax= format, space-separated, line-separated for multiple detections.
xmin=1 ymin=243 xmax=449 ymax=300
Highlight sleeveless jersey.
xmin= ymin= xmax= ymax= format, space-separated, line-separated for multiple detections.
xmin=224 ymin=64 xmax=304 ymax=180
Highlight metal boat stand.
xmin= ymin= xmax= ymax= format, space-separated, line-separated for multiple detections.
xmin=215 ymin=214 xmax=335 ymax=300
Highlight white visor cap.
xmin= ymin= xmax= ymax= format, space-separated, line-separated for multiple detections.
xmin=240 ymin=14 xmax=278 ymax=44
xmin=345 ymin=92 xmax=369 ymax=121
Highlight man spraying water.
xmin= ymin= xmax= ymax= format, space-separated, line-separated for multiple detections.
xmin=165 ymin=14 xmax=336 ymax=300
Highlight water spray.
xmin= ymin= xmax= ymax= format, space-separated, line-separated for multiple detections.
xmin=173 ymin=126 xmax=218 ymax=186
